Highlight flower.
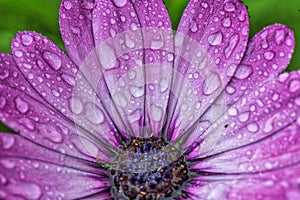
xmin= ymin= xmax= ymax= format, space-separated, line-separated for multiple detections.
xmin=0 ymin=0 xmax=299 ymax=199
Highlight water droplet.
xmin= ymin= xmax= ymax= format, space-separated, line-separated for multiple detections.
xmin=70 ymin=98 xmax=83 ymax=115
xmin=14 ymin=50 xmax=23 ymax=58
xmin=70 ymin=26 xmax=81 ymax=35
xmin=21 ymin=34 xmax=33 ymax=46
xmin=234 ymin=64 xmax=252 ymax=79
xmin=275 ymin=29 xmax=285 ymax=45
xmin=1 ymin=135 xmax=15 ymax=149
xmin=224 ymin=34 xmax=239 ymax=59
xmin=222 ymin=17 xmax=232 ymax=28
xmin=85 ymin=103 xmax=105 ymax=124
xmin=150 ymin=105 xmax=163 ymax=122
xmin=125 ymin=34 xmax=135 ymax=49
xmin=264 ymin=51 xmax=275 ymax=60
xmin=238 ymin=111 xmax=250 ymax=122
xmin=228 ymin=107 xmax=238 ymax=116
xmin=208 ymin=32 xmax=223 ymax=46
xmin=39 ymin=124 xmax=63 ymax=143
xmin=113 ymin=0 xmax=127 ymax=7
xmin=81 ymin=0 xmax=95 ymax=9
xmin=0 ymin=158 xmax=15 ymax=169
xmin=43 ymin=51 xmax=62 ymax=70
xmin=289 ymin=79 xmax=300 ymax=93
xmin=247 ymin=123 xmax=259 ymax=133
xmin=63 ymin=0 xmax=72 ymax=10
xmin=14 ymin=97 xmax=29 ymax=114
xmin=23 ymin=63 xmax=32 ymax=69
xmin=0 ymin=97 xmax=6 ymax=108
xmin=224 ymin=2 xmax=236 ymax=12
xmin=189 ymin=19 xmax=198 ymax=33
xmin=99 ymin=43 xmax=117 ymax=70
xmin=51 ymin=89 xmax=60 ymax=97
xmin=150 ymin=34 xmax=164 ymax=50
xmin=130 ymin=22 xmax=138 ymax=31
xmin=61 ymin=74 xmax=75 ymax=86
xmin=8 ymin=181 xmax=42 ymax=200
xmin=113 ymin=92 xmax=128 ymax=107
xmin=203 ymin=73 xmax=221 ymax=95
xmin=130 ymin=86 xmax=144 ymax=98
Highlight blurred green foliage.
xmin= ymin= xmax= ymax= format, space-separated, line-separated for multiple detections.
xmin=0 ymin=0 xmax=299 ymax=132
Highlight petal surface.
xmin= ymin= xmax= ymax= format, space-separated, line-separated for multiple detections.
xmin=164 ymin=0 xmax=249 ymax=143
xmin=11 ymin=31 xmax=123 ymax=149
xmin=90 ymin=0 xmax=173 ymax=136
xmin=59 ymin=0 xmax=95 ymax=66
xmin=0 ymin=133 xmax=110 ymax=200
xmin=187 ymin=25 xmax=296 ymax=159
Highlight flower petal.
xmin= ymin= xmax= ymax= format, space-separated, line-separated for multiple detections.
xmin=0 ymin=84 xmax=114 ymax=162
xmin=11 ymin=31 xmax=123 ymax=149
xmin=59 ymin=0 xmax=95 ymax=66
xmin=187 ymin=25 xmax=296 ymax=159
xmin=185 ymin=163 xmax=300 ymax=199
xmin=188 ymin=69 xmax=300 ymax=160
xmin=164 ymin=0 xmax=249 ymax=143
xmin=0 ymin=133 xmax=110 ymax=200
xmin=90 ymin=0 xmax=173 ymax=136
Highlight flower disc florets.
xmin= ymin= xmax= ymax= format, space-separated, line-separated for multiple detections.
xmin=110 ymin=137 xmax=189 ymax=200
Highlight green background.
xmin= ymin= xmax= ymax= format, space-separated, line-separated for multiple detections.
xmin=0 ymin=0 xmax=299 ymax=132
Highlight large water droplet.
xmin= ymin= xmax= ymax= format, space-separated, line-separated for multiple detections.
xmin=99 ymin=43 xmax=117 ymax=70
xmin=70 ymin=98 xmax=83 ymax=115
xmin=63 ymin=0 xmax=73 ymax=10
xmin=8 ymin=181 xmax=42 ymax=200
xmin=39 ymin=124 xmax=63 ymax=143
xmin=289 ymin=79 xmax=300 ymax=93
xmin=238 ymin=111 xmax=250 ymax=122
xmin=113 ymin=92 xmax=128 ymax=107
xmin=203 ymin=73 xmax=221 ymax=95
xmin=130 ymin=86 xmax=144 ymax=98
xmin=21 ymin=34 xmax=33 ymax=46
xmin=222 ymin=17 xmax=232 ymax=28
xmin=247 ymin=123 xmax=259 ymax=133
xmin=264 ymin=51 xmax=275 ymax=61
xmin=150 ymin=36 xmax=164 ymax=50
xmin=150 ymin=105 xmax=163 ymax=122
xmin=224 ymin=2 xmax=236 ymax=12
xmin=275 ymin=29 xmax=286 ymax=45
xmin=189 ymin=19 xmax=198 ymax=33
xmin=85 ymin=103 xmax=105 ymax=124
xmin=125 ymin=34 xmax=135 ymax=49
xmin=2 ymin=135 xmax=15 ymax=150
xmin=14 ymin=97 xmax=29 ymax=114
xmin=234 ymin=64 xmax=252 ymax=79
xmin=112 ymin=0 xmax=127 ymax=7
xmin=43 ymin=51 xmax=62 ymax=70
xmin=0 ymin=158 xmax=16 ymax=169
xmin=224 ymin=34 xmax=239 ymax=59
xmin=208 ymin=32 xmax=223 ymax=46
xmin=61 ymin=74 xmax=75 ymax=86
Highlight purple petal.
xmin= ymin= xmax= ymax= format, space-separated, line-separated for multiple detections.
xmin=185 ymin=163 xmax=300 ymax=199
xmin=0 ymin=84 xmax=114 ymax=162
xmin=182 ymin=24 xmax=295 ymax=154
xmin=59 ymin=0 xmax=95 ymax=66
xmin=164 ymin=0 xmax=249 ymax=143
xmin=188 ymin=69 xmax=300 ymax=160
xmin=11 ymin=31 xmax=123 ymax=148
xmin=90 ymin=0 xmax=173 ymax=136
xmin=0 ymin=133 xmax=110 ymax=199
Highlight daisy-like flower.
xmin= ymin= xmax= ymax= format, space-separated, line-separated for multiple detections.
xmin=0 ymin=0 xmax=300 ymax=199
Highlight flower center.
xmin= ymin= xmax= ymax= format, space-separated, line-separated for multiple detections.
xmin=110 ymin=137 xmax=189 ymax=199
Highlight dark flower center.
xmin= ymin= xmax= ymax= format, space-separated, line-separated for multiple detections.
xmin=110 ymin=137 xmax=189 ymax=200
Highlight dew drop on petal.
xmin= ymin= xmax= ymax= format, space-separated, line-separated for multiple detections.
xmin=112 ymin=0 xmax=127 ymax=8
xmin=189 ymin=19 xmax=198 ymax=33
xmin=234 ymin=64 xmax=252 ymax=79
xmin=69 ymin=98 xmax=83 ymax=115
xmin=125 ymin=34 xmax=135 ymax=49
xmin=208 ymin=32 xmax=223 ymax=46
xmin=85 ymin=103 xmax=105 ymax=124
xmin=288 ymin=79 xmax=300 ymax=93
xmin=43 ymin=51 xmax=62 ymax=70
xmin=203 ymin=73 xmax=221 ymax=95
xmin=14 ymin=51 xmax=23 ymax=58
xmin=224 ymin=2 xmax=236 ymax=12
xmin=0 ymin=97 xmax=6 ymax=108
xmin=63 ymin=0 xmax=72 ymax=10
xmin=247 ymin=123 xmax=259 ymax=133
xmin=40 ymin=124 xmax=63 ymax=143
xmin=238 ymin=111 xmax=250 ymax=122
xmin=0 ymin=158 xmax=16 ymax=169
xmin=275 ymin=29 xmax=285 ymax=45
xmin=113 ymin=92 xmax=128 ymax=107
xmin=7 ymin=181 xmax=42 ymax=200
xmin=222 ymin=17 xmax=232 ymax=28
xmin=99 ymin=43 xmax=117 ymax=70
xmin=130 ymin=86 xmax=144 ymax=98
xmin=1 ymin=135 xmax=15 ymax=150
xmin=14 ymin=97 xmax=29 ymax=114
xmin=150 ymin=105 xmax=163 ymax=122
xmin=21 ymin=34 xmax=33 ymax=46
xmin=264 ymin=51 xmax=275 ymax=61
xmin=61 ymin=74 xmax=75 ymax=86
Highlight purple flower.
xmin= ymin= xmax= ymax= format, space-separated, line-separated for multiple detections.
xmin=0 ymin=0 xmax=299 ymax=199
